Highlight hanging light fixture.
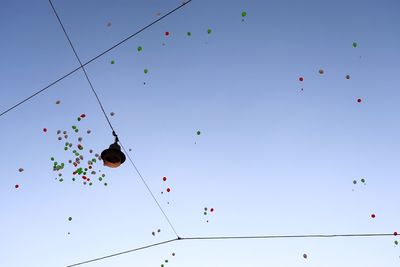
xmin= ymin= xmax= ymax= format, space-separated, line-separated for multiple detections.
xmin=101 ymin=131 xmax=126 ymax=168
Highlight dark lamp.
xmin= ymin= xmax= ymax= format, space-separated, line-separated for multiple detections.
xmin=101 ymin=132 xmax=126 ymax=168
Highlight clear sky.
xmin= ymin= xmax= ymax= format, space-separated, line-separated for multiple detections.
xmin=1 ymin=0 xmax=400 ymax=266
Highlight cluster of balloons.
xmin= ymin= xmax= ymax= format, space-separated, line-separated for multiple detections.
xmin=49 ymin=114 xmax=109 ymax=187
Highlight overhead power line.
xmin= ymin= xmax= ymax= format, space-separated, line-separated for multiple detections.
xmin=67 ymin=238 xmax=179 ymax=267
xmin=67 ymin=232 xmax=396 ymax=266
xmin=0 ymin=0 xmax=192 ymax=118
xmin=48 ymin=0 xmax=180 ymax=238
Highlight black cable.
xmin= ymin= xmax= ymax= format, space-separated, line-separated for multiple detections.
xmin=48 ymin=0 xmax=114 ymax=132
xmin=67 ymin=238 xmax=179 ymax=267
xmin=67 ymin=232 xmax=396 ymax=266
xmin=0 ymin=0 xmax=192 ymax=118
xmin=180 ymin=233 xmax=395 ymax=241
xmin=120 ymin=141 xmax=180 ymax=238
xmin=48 ymin=0 xmax=180 ymax=238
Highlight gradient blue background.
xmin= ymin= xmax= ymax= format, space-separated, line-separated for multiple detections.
xmin=1 ymin=0 xmax=399 ymax=266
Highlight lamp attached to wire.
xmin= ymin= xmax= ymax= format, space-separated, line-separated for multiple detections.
xmin=101 ymin=131 xmax=126 ymax=168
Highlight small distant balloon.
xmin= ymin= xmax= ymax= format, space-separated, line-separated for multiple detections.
xmin=15 ymin=184 xmax=19 ymax=189
xmin=56 ymin=100 xmax=61 ymax=105
xmin=18 ymin=168 xmax=24 ymax=173
xmin=394 ymin=232 xmax=398 ymax=236
xmin=299 ymin=77 xmax=304 ymax=82
xmin=166 ymin=188 xmax=171 ymax=192
xmin=110 ymin=112 xmax=115 ymax=116
xmin=196 ymin=130 xmax=201 ymax=135
xmin=163 ymin=176 xmax=167 ymax=181
xmin=137 ymin=46 xmax=142 ymax=52
xmin=165 ymin=31 xmax=170 ymax=36
xmin=357 ymin=98 xmax=362 ymax=103
xmin=187 ymin=32 xmax=192 ymax=36
xmin=43 ymin=128 xmax=47 ymax=133
xmin=352 ymin=42 xmax=358 ymax=48
xmin=371 ymin=213 xmax=376 ymax=218
xmin=303 ymin=253 xmax=308 ymax=259
xmin=111 ymin=60 xmax=115 ymax=64
xmin=107 ymin=22 xmax=112 ymax=27
xmin=241 ymin=11 xmax=247 ymax=17
xmin=207 ymin=28 xmax=212 ymax=34
xmin=68 ymin=217 xmax=72 ymax=221
xmin=345 ymin=74 xmax=351 ymax=80
xmin=353 ymin=180 xmax=357 ymax=184
xmin=144 ymin=69 xmax=149 ymax=74
xmin=318 ymin=69 xmax=324 ymax=75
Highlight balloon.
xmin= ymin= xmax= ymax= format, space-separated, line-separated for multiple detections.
xmin=371 ymin=213 xmax=376 ymax=218
xmin=299 ymin=77 xmax=304 ymax=82
xmin=197 ymin=130 xmax=201 ymax=135
xmin=207 ymin=28 xmax=212 ymax=34
xmin=111 ymin=60 xmax=115 ymax=64
xmin=187 ymin=32 xmax=192 ymax=36
xmin=345 ymin=74 xmax=351 ymax=80
xmin=18 ymin=168 xmax=24 ymax=172
xmin=166 ymin=188 xmax=171 ymax=192
xmin=357 ymin=98 xmax=362 ymax=103
xmin=15 ymin=184 xmax=19 ymax=189
xmin=110 ymin=112 xmax=115 ymax=116
xmin=318 ymin=69 xmax=324 ymax=75
xmin=242 ymin=11 xmax=247 ymax=17
xmin=68 ymin=217 xmax=72 ymax=221
xmin=303 ymin=253 xmax=308 ymax=259
xmin=353 ymin=180 xmax=357 ymax=184
xmin=56 ymin=100 xmax=61 ymax=105
xmin=163 ymin=177 xmax=167 ymax=181
xmin=165 ymin=31 xmax=170 ymax=36
xmin=43 ymin=128 xmax=47 ymax=132
xmin=137 ymin=46 xmax=142 ymax=52
xmin=144 ymin=69 xmax=149 ymax=74
xmin=352 ymin=42 xmax=357 ymax=48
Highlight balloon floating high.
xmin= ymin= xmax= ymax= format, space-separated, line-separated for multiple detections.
xmin=101 ymin=132 xmax=126 ymax=168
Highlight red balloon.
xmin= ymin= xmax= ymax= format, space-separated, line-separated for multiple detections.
xmin=357 ymin=98 xmax=362 ymax=103
xmin=163 ymin=177 xmax=167 ymax=181
xmin=43 ymin=128 xmax=47 ymax=132
xmin=15 ymin=184 xmax=19 ymax=189
xmin=299 ymin=77 xmax=304 ymax=82
xmin=210 ymin=208 xmax=214 ymax=212
xmin=166 ymin=188 xmax=171 ymax=192
xmin=80 ymin=114 xmax=86 ymax=118
xmin=165 ymin=31 xmax=170 ymax=36
xmin=394 ymin=232 xmax=398 ymax=236
xmin=371 ymin=213 xmax=376 ymax=218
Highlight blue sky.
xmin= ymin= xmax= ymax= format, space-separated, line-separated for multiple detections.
xmin=0 ymin=0 xmax=399 ymax=266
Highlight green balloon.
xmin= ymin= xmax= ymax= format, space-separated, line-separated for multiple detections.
xmin=197 ymin=130 xmax=201 ymax=135
xmin=187 ymin=32 xmax=192 ymax=36
xmin=68 ymin=217 xmax=72 ymax=221
xmin=352 ymin=42 xmax=357 ymax=48
xmin=111 ymin=60 xmax=115 ymax=64
xmin=137 ymin=46 xmax=142 ymax=52
xmin=207 ymin=28 xmax=212 ymax=34
xmin=242 ymin=11 xmax=247 ymax=17
xmin=144 ymin=69 xmax=148 ymax=74
xmin=361 ymin=178 xmax=366 ymax=183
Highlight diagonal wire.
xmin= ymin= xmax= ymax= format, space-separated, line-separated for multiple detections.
xmin=48 ymin=0 xmax=179 ymax=238
xmin=67 ymin=238 xmax=179 ymax=267
xmin=0 ymin=0 xmax=192 ymax=118
xmin=120 ymin=141 xmax=180 ymax=237
xmin=48 ymin=0 xmax=114 ymax=131
xmin=68 ymin=232 xmax=396 ymax=266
